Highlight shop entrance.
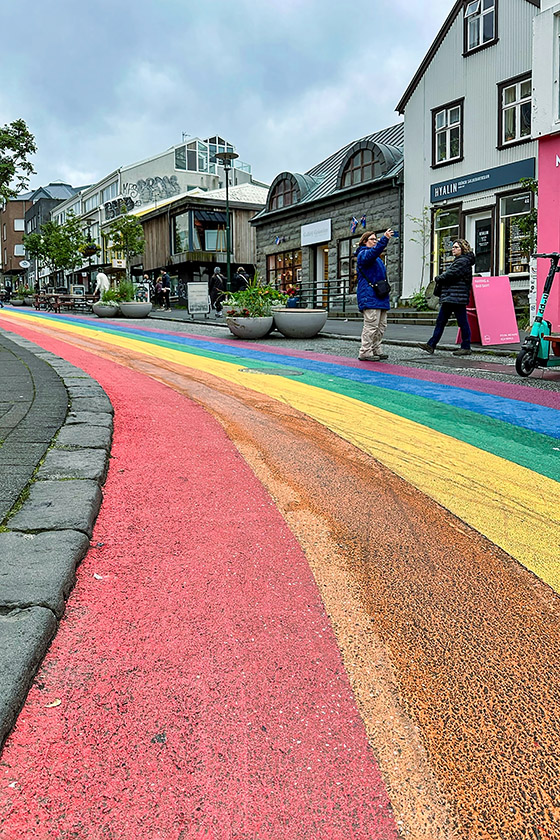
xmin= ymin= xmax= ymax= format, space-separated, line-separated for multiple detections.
xmin=465 ymin=212 xmax=493 ymax=275
xmin=314 ymin=245 xmax=329 ymax=307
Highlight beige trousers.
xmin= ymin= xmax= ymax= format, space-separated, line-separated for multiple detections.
xmin=359 ymin=308 xmax=388 ymax=357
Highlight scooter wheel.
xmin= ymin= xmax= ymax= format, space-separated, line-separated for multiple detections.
xmin=515 ymin=348 xmax=538 ymax=377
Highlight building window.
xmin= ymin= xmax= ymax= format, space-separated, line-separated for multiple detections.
xmin=14 ymin=244 xmax=25 ymax=256
xmin=83 ymin=194 xmax=98 ymax=213
xmin=464 ymin=0 xmax=496 ymax=52
xmin=267 ymin=249 xmax=302 ymax=288
xmin=269 ymin=179 xmax=297 ymax=211
xmin=499 ymin=192 xmax=531 ymax=276
xmin=101 ymin=182 xmax=118 ymax=203
xmin=432 ymin=100 xmax=463 ymax=166
xmin=433 ymin=207 xmax=461 ymax=274
xmin=498 ymin=75 xmax=532 ymax=147
xmin=341 ymin=149 xmax=379 ymax=188
xmin=337 ymin=235 xmax=365 ymax=293
xmin=14 ymin=219 xmax=24 ymax=231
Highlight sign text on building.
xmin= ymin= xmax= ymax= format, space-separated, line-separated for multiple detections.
xmin=301 ymin=219 xmax=331 ymax=246
xmin=431 ymin=159 xmax=535 ymax=204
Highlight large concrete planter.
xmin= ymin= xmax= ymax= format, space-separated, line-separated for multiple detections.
xmin=10 ymin=300 xmax=25 ymax=307
xmin=226 ymin=316 xmax=274 ymax=339
xmin=24 ymin=297 xmax=35 ymax=306
xmin=118 ymin=301 xmax=152 ymax=318
xmin=273 ymin=308 xmax=328 ymax=339
xmin=92 ymin=302 xmax=119 ymax=318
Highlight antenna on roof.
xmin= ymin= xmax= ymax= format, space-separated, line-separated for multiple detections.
xmin=182 ymin=132 xmax=191 ymax=142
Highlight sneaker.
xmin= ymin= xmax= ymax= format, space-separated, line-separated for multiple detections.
xmin=417 ymin=342 xmax=434 ymax=354
xmin=358 ymin=354 xmax=381 ymax=362
xmin=453 ymin=348 xmax=472 ymax=356
xmin=377 ymin=353 xmax=389 ymax=360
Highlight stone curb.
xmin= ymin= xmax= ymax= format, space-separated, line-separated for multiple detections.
xmin=0 ymin=334 xmax=113 ymax=748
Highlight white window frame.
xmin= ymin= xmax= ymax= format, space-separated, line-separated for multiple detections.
xmin=433 ymin=102 xmax=463 ymax=166
xmin=14 ymin=244 xmax=25 ymax=256
xmin=13 ymin=219 xmax=25 ymax=231
xmin=465 ymin=0 xmax=496 ymax=52
xmin=500 ymin=77 xmax=532 ymax=146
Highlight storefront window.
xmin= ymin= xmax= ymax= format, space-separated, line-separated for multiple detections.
xmin=337 ymin=235 xmax=367 ymax=292
xmin=499 ymin=192 xmax=531 ymax=276
xmin=433 ymin=208 xmax=460 ymax=274
xmin=173 ymin=212 xmax=189 ymax=253
xmin=267 ymin=249 xmax=302 ymax=289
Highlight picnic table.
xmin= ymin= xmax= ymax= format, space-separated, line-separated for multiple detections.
xmin=34 ymin=294 xmax=95 ymax=313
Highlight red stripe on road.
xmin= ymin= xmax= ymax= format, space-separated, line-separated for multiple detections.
xmin=0 ymin=327 xmax=397 ymax=840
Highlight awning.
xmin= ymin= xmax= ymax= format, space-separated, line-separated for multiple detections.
xmin=194 ymin=210 xmax=227 ymax=223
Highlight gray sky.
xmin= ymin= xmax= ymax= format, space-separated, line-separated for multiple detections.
xmin=1 ymin=0 xmax=453 ymax=191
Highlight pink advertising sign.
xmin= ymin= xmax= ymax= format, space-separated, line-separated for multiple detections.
xmin=471 ymin=276 xmax=520 ymax=345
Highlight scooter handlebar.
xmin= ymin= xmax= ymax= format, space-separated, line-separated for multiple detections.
xmin=535 ymin=252 xmax=560 ymax=258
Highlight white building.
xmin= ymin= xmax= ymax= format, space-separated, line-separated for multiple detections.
xmin=50 ymin=137 xmax=263 ymax=288
xmin=397 ymin=0 xmax=540 ymax=301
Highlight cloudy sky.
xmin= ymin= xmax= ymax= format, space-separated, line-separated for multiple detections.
xmin=1 ymin=0 xmax=453 ymax=191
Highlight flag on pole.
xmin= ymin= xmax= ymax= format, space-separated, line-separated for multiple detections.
xmin=350 ymin=217 xmax=358 ymax=233
xmin=360 ymin=215 xmax=366 ymax=228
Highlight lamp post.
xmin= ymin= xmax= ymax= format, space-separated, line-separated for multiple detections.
xmin=215 ymin=150 xmax=239 ymax=293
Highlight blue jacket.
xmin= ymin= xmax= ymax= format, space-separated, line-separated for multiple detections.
xmin=356 ymin=237 xmax=391 ymax=311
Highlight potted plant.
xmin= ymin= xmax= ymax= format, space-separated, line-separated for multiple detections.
xmin=92 ymin=288 xmax=119 ymax=318
xmin=271 ymin=281 xmax=328 ymax=339
xmin=225 ymin=276 xmax=287 ymax=339
xmin=10 ymin=292 xmax=25 ymax=307
xmin=116 ymin=279 xmax=152 ymax=318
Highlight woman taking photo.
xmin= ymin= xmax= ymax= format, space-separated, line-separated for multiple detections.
xmin=355 ymin=228 xmax=395 ymax=362
xmin=418 ymin=239 xmax=475 ymax=357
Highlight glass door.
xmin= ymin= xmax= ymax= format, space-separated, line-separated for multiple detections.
xmin=466 ymin=212 xmax=493 ymax=275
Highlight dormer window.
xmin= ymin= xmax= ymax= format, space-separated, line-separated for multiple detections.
xmin=341 ymin=148 xmax=380 ymax=187
xmin=269 ymin=178 xmax=297 ymax=210
xmin=465 ymin=0 xmax=496 ymax=52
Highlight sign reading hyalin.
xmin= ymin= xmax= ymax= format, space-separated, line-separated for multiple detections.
xmin=430 ymin=159 xmax=535 ymax=204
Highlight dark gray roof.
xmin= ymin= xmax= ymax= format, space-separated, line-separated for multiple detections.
xmin=255 ymin=122 xmax=403 ymax=219
xmin=29 ymin=182 xmax=79 ymax=201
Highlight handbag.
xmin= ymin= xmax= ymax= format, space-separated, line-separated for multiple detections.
xmin=372 ymin=278 xmax=391 ymax=298
xmin=433 ymin=279 xmax=443 ymax=297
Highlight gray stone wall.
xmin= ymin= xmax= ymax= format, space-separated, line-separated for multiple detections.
xmin=253 ymin=181 xmax=403 ymax=300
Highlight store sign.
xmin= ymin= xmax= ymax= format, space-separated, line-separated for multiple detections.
xmin=471 ymin=276 xmax=520 ymax=345
xmin=301 ymin=219 xmax=331 ymax=246
xmin=112 ymin=259 xmax=126 ymax=268
xmin=187 ymin=282 xmax=210 ymax=314
xmin=431 ymin=159 xmax=535 ymax=203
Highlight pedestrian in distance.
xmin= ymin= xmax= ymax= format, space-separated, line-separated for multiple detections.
xmin=155 ymin=275 xmax=163 ymax=309
xmin=93 ymin=270 xmax=110 ymax=300
xmin=417 ymin=239 xmax=475 ymax=357
xmin=231 ymin=266 xmax=249 ymax=293
xmin=355 ymin=228 xmax=395 ymax=361
xmin=209 ymin=266 xmax=226 ymax=316
xmin=160 ymin=269 xmax=171 ymax=311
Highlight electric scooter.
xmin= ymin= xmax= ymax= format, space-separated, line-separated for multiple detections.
xmin=515 ymin=252 xmax=560 ymax=377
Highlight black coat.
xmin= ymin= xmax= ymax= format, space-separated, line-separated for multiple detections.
xmin=435 ymin=252 xmax=475 ymax=305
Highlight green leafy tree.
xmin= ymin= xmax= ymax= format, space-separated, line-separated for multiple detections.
xmin=104 ymin=205 xmax=145 ymax=278
xmin=407 ymin=205 xmax=433 ymax=290
xmin=24 ymin=213 xmax=87 ymax=277
xmin=0 ymin=119 xmax=37 ymax=202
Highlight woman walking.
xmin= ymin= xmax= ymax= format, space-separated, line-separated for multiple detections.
xmin=355 ymin=228 xmax=395 ymax=361
xmin=418 ymin=239 xmax=475 ymax=356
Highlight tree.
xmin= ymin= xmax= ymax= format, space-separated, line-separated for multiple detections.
xmin=23 ymin=213 xmax=87 ymax=278
xmin=407 ymin=205 xmax=433 ymax=290
xmin=0 ymin=119 xmax=37 ymax=203
xmin=104 ymin=205 xmax=145 ymax=278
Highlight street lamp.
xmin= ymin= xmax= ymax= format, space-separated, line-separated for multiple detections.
xmin=215 ymin=150 xmax=239 ymax=293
